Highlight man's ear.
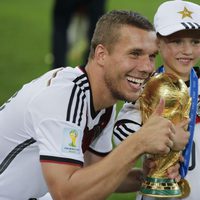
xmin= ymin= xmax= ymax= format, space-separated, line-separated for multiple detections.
xmin=94 ymin=44 xmax=108 ymax=65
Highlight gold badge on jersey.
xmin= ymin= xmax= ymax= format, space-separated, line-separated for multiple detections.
xmin=62 ymin=127 xmax=81 ymax=154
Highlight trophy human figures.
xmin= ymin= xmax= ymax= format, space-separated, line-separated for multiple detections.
xmin=139 ymin=73 xmax=191 ymax=198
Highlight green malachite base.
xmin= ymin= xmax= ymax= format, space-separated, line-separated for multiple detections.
xmin=140 ymin=177 xmax=182 ymax=198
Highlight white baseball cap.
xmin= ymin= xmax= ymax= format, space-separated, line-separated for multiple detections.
xmin=154 ymin=0 xmax=200 ymax=36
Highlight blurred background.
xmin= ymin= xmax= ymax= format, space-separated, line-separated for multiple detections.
xmin=0 ymin=1 xmax=199 ymax=199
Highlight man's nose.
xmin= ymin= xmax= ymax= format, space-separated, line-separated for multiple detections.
xmin=141 ymin=55 xmax=154 ymax=73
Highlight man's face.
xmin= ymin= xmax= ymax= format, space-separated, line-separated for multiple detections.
xmin=158 ymin=30 xmax=200 ymax=81
xmin=103 ymin=25 xmax=158 ymax=102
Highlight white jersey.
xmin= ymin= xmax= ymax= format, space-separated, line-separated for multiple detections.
xmin=0 ymin=66 xmax=115 ymax=200
xmin=113 ymin=67 xmax=200 ymax=200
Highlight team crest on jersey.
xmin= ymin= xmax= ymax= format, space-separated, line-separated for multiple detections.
xmin=61 ymin=128 xmax=81 ymax=154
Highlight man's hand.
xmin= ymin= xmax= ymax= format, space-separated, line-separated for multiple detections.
xmin=143 ymin=156 xmax=182 ymax=182
xmin=172 ymin=119 xmax=190 ymax=151
xmin=139 ymin=99 xmax=175 ymax=155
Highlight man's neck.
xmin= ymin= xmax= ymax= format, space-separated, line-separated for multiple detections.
xmin=85 ymin=62 xmax=117 ymax=112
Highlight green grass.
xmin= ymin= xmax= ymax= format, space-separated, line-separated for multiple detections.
xmin=0 ymin=0 xmax=52 ymax=104
xmin=0 ymin=0 xmax=199 ymax=199
xmin=1 ymin=0 xmax=199 ymax=104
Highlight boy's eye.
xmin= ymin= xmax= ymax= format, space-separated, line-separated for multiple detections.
xmin=191 ymin=39 xmax=200 ymax=46
xmin=171 ymin=39 xmax=182 ymax=44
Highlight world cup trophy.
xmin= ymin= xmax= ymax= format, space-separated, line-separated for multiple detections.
xmin=139 ymin=73 xmax=191 ymax=198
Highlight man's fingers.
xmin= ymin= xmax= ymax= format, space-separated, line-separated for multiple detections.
xmin=167 ymin=162 xmax=181 ymax=181
xmin=177 ymin=118 xmax=190 ymax=129
xmin=144 ymin=157 xmax=156 ymax=169
xmin=169 ymin=123 xmax=176 ymax=135
xmin=152 ymin=98 xmax=165 ymax=116
xmin=167 ymin=138 xmax=174 ymax=149
xmin=179 ymin=155 xmax=184 ymax=162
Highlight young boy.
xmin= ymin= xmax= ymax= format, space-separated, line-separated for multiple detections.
xmin=113 ymin=1 xmax=200 ymax=200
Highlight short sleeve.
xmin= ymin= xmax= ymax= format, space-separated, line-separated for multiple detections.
xmin=37 ymin=119 xmax=84 ymax=165
xmin=26 ymin=84 xmax=87 ymax=166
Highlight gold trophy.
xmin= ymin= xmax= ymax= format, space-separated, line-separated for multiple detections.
xmin=139 ymin=73 xmax=191 ymax=198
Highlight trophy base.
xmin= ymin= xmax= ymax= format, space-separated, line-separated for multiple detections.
xmin=178 ymin=179 xmax=191 ymax=198
xmin=140 ymin=177 xmax=182 ymax=198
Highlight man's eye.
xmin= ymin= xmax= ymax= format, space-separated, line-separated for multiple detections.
xmin=131 ymin=52 xmax=140 ymax=57
xmin=150 ymin=54 xmax=156 ymax=59
xmin=149 ymin=54 xmax=157 ymax=61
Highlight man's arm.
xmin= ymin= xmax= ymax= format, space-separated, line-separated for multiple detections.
xmin=41 ymin=134 xmax=144 ymax=200
xmin=41 ymin=132 xmax=172 ymax=200
xmin=41 ymin=100 xmax=175 ymax=200
xmin=84 ymin=151 xmax=143 ymax=193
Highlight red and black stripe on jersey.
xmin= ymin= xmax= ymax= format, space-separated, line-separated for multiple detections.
xmin=40 ymin=155 xmax=83 ymax=166
xmin=82 ymin=106 xmax=113 ymax=154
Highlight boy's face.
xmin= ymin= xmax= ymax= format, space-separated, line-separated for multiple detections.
xmin=158 ymin=30 xmax=200 ymax=81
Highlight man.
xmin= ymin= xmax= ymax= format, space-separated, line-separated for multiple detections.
xmin=0 ymin=10 xmax=181 ymax=200
xmin=114 ymin=1 xmax=200 ymax=200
